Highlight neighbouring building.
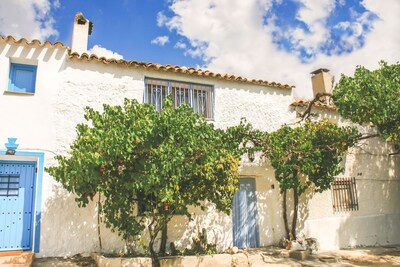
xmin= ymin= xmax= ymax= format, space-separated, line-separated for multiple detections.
xmin=0 ymin=13 xmax=399 ymax=257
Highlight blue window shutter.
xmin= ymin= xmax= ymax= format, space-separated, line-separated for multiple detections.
xmin=9 ymin=63 xmax=37 ymax=93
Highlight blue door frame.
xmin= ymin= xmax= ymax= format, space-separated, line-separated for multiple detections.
xmin=0 ymin=150 xmax=44 ymax=253
xmin=232 ymin=178 xmax=260 ymax=248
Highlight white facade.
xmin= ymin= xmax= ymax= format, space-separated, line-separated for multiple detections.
xmin=0 ymin=35 xmax=399 ymax=257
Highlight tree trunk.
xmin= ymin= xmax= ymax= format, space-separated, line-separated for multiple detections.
xmin=282 ymin=189 xmax=290 ymax=239
xmin=97 ymin=194 xmax=102 ymax=252
xmin=148 ymin=223 xmax=160 ymax=267
xmin=159 ymin=215 xmax=168 ymax=256
xmin=291 ymin=187 xmax=299 ymax=240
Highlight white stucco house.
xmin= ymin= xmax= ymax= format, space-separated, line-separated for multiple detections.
xmin=0 ymin=13 xmax=399 ymax=257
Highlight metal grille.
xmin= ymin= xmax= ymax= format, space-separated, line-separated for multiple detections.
xmin=331 ymin=177 xmax=359 ymax=212
xmin=146 ymin=79 xmax=168 ymax=112
xmin=145 ymin=78 xmax=213 ymax=119
xmin=0 ymin=174 xmax=20 ymax=196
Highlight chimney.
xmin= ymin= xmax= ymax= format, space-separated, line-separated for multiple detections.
xmin=71 ymin=12 xmax=93 ymax=54
xmin=310 ymin=68 xmax=334 ymax=97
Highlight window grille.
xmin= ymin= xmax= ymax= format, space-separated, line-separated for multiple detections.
xmin=145 ymin=78 xmax=213 ymax=119
xmin=0 ymin=174 xmax=20 ymax=196
xmin=331 ymin=177 xmax=359 ymax=212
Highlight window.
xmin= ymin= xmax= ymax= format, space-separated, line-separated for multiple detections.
xmin=144 ymin=78 xmax=214 ymax=119
xmin=331 ymin=177 xmax=359 ymax=212
xmin=0 ymin=174 xmax=20 ymax=196
xmin=8 ymin=63 xmax=37 ymax=93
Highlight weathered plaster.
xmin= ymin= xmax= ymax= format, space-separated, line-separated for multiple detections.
xmin=0 ymin=41 xmax=399 ymax=257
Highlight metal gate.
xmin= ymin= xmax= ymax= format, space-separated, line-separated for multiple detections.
xmin=232 ymin=178 xmax=260 ymax=248
xmin=0 ymin=161 xmax=36 ymax=251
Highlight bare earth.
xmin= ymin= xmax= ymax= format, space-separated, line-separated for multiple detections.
xmin=246 ymin=246 xmax=400 ymax=266
xmin=32 ymin=246 xmax=400 ymax=266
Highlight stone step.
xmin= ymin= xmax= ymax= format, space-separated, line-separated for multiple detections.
xmin=0 ymin=251 xmax=34 ymax=266
xmin=0 ymin=264 xmax=31 ymax=267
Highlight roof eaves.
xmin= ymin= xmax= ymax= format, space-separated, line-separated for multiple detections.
xmin=68 ymin=50 xmax=294 ymax=90
xmin=0 ymin=35 xmax=294 ymax=90
xmin=0 ymin=35 xmax=68 ymax=49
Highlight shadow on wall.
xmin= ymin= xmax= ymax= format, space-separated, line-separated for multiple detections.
xmin=40 ymin=177 xmax=236 ymax=257
xmin=39 ymin=182 xmax=124 ymax=257
xmin=166 ymin=204 xmax=233 ymax=253
xmin=1 ymin=43 xmax=65 ymax=66
xmin=251 ymin=161 xmax=315 ymax=245
xmin=282 ymin=183 xmax=315 ymax=240
xmin=335 ymin=137 xmax=400 ymax=248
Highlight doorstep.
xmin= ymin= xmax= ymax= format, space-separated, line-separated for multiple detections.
xmin=0 ymin=251 xmax=34 ymax=267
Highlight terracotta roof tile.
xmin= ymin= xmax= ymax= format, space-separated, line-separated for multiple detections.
xmin=0 ymin=35 xmax=68 ymax=49
xmin=68 ymin=51 xmax=293 ymax=90
xmin=291 ymin=97 xmax=337 ymax=111
xmin=0 ymin=35 xmax=293 ymax=90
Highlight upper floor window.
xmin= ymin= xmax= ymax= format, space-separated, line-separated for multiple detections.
xmin=144 ymin=78 xmax=214 ymax=119
xmin=8 ymin=63 xmax=37 ymax=93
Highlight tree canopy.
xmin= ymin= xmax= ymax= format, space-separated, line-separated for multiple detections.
xmin=265 ymin=119 xmax=358 ymax=238
xmin=47 ymin=97 xmax=250 ymax=266
xmin=333 ymin=61 xmax=400 ymax=144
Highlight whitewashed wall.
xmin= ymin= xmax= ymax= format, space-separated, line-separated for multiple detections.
xmin=292 ymin=107 xmax=400 ymax=249
xmin=0 ymin=40 xmax=399 ymax=257
xmin=48 ymin=58 xmax=294 ymax=255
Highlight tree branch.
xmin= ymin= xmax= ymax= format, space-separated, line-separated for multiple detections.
xmin=356 ymin=133 xmax=380 ymax=141
xmin=300 ymin=93 xmax=332 ymax=120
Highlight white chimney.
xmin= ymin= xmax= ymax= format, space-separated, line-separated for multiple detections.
xmin=71 ymin=12 xmax=93 ymax=54
xmin=310 ymin=68 xmax=334 ymax=97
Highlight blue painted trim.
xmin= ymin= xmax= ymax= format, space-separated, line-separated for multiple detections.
xmin=8 ymin=63 xmax=37 ymax=93
xmin=0 ymin=150 xmax=44 ymax=253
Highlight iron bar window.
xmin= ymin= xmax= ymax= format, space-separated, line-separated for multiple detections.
xmin=331 ymin=177 xmax=359 ymax=212
xmin=0 ymin=174 xmax=20 ymax=197
xmin=144 ymin=78 xmax=214 ymax=119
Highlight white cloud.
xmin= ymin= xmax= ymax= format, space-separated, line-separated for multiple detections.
xmin=174 ymin=41 xmax=187 ymax=49
xmin=0 ymin=0 xmax=58 ymax=40
xmin=272 ymin=0 xmax=336 ymax=58
xmin=87 ymin=45 xmax=123 ymax=59
xmin=157 ymin=12 xmax=169 ymax=27
xmin=151 ymin=35 xmax=170 ymax=46
xmin=163 ymin=0 xmax=400 ymax=98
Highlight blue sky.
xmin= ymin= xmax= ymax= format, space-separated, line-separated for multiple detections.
xmin=49 ymin=0 xmax=198 ymax=67
xmin=0 ymin=0 xmax=399 ymax=97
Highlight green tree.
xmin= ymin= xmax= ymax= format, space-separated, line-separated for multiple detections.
xmin=333 ymin=61 xmax=400 ymax=145
xmin=266 ymin=119 xmax=358 ymax=239
xmin=287 ymin=61 xmax=399 ymax=240
xmin=47 ymin=97 xmax=250 ymax=267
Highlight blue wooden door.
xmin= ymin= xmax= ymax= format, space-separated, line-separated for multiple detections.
xmin=0 ymin=161 xmax=36 ymax=251
xmin=232 ymin=178 xmax=260 ymax=248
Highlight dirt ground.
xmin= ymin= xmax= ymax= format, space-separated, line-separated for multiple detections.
xmin=32 ymin=246 xmax=400 ymax=266
xmin=246 ymin=246 xmax=400 ymax=266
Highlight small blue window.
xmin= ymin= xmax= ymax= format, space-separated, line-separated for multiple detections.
xmin=8 ymin=63 xmax=37 ymax=93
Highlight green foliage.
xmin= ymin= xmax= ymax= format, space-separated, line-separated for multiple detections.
xmin=267 ymin=119 xmax=359 ymax=194
xmin=266 ymin=119 xmax=358 ymax=239
xmin=46 ymin=97 xmax=250 ymax=254
xmin=333 ymin=61 xmax=400 ymax=144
